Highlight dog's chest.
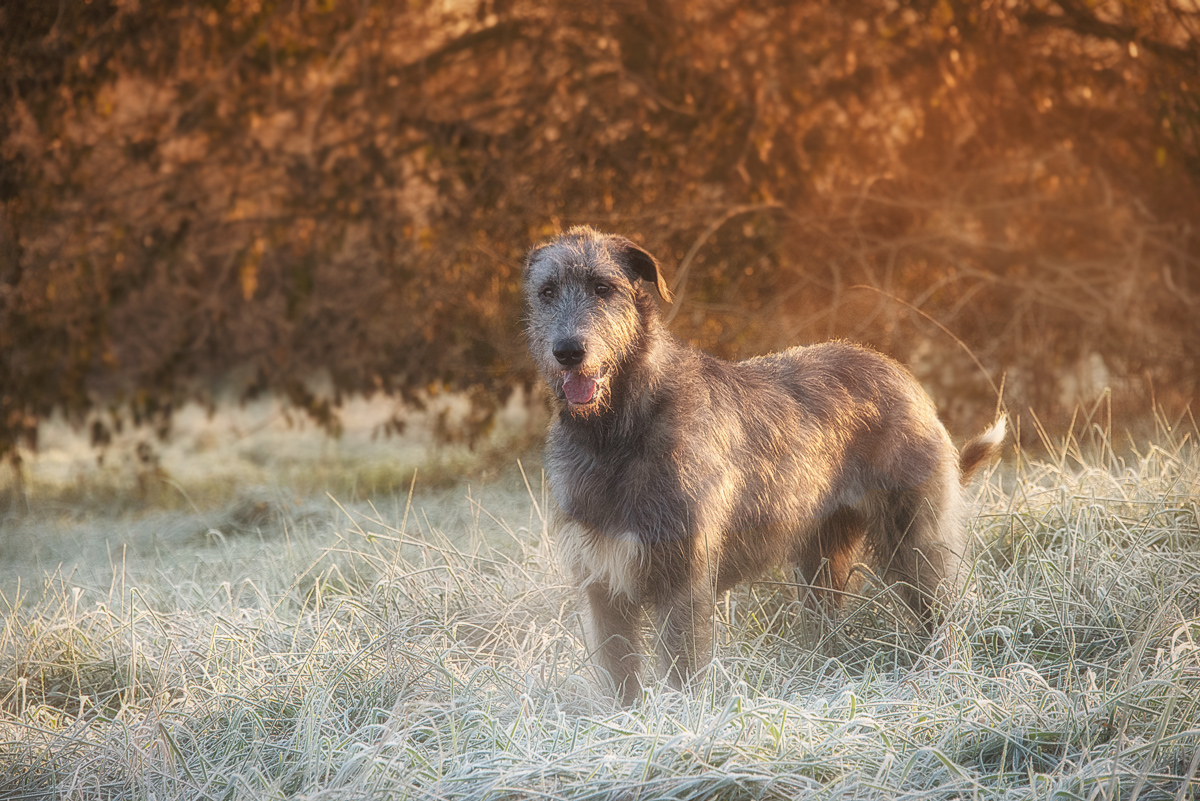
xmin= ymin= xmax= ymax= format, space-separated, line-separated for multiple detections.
xmin=546 ymin=429 xmax=689 ymax=543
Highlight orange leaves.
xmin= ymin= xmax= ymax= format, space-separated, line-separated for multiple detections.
xmin=1 ymin=0 xmax=1197 ymax=463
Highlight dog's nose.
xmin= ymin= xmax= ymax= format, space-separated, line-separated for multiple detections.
xmin=553 ymin=341 xmax=585 ymax=367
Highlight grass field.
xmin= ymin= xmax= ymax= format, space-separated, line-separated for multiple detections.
xmin=1 ymin=420 xmax=1198 ymax=800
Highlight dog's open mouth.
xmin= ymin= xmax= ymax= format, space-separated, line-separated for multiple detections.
xmin=563 ymin=372 xmax=597 ymax=405
xmin=558 ymin=369 xmax=608 ymax=409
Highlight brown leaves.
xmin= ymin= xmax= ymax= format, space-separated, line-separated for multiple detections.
xmin=1 ymin=0 xmax=1197 ymax=464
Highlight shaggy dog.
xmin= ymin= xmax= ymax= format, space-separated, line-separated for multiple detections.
xmin=523 ymin=226 xmax=1004 ymax=704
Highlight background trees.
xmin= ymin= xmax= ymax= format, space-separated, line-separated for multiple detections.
xmin=2 ymin=0 xmax=1197 ymax=464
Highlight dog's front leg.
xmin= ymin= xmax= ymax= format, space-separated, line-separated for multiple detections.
xmin=653 ymin=577 xmax=715 ymax=691
xmin=583 ymin=584 xmax=645 ymax=706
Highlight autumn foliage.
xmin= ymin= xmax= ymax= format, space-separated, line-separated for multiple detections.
xmin=2 ymin=0 xmax=1198 ymax=463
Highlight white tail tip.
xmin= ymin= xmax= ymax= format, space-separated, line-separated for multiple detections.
xmin=978 ymin=415 xmax=1007 ymax=447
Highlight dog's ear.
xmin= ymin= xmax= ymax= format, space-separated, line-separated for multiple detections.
xmin=612 ymin=237 xmax=673 ymax=303
xmin=523 ymin=242 xmax=550 ymax=273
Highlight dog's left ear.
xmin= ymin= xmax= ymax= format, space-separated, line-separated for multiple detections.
xmin=523 ymin=243 xmax=550 ymax=274
xmin=612 ymin=237 xmax=673 ymax=303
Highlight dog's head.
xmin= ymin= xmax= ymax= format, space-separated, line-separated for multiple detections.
xmin=523 ymin=226 xmax=672 ymax=418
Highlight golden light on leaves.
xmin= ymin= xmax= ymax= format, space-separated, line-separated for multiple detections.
xmin=240 ymin=238 xmax=265 ymax=301
xmin=0 ymin=0 xmax=1196 ymax=461
xmin=240 ymin=264 xmax=258 ymax=301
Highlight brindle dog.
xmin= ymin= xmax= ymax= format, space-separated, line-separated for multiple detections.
xmin=523 ymin=226 xmax=1005 ymax=705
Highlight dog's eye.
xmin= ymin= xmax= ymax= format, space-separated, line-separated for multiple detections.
xmin=594 ymin=283 xmax=612 ymax=297
xmin=538 ymin=285 xmax=556 ymax=300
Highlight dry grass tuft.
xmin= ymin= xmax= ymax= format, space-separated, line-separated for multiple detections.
xmin=1 ymin=428 xmax=1198 ymax=800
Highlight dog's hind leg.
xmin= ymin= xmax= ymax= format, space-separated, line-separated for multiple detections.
xmin=794 ymin=508 xmax=866 ymax=611
xmin=873 ymin=473 xmax=966 ymax=631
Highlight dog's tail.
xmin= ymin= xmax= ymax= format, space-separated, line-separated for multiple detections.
xmin=959 ymin=416 xmax=1006 ymax=484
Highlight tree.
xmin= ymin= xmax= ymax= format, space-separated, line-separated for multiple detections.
xmin=2 ymin=0 xmax=1197 ymax=471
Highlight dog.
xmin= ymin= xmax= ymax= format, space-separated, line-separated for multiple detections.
xmin=523 ymin=226 xmax=1004 ymax=705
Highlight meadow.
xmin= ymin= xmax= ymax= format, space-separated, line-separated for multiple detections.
xmin=1 ymin=413 xmax=1198 ymax=800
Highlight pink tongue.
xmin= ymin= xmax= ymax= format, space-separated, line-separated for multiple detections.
xmin=563 ymin=373 xmax=597 ymax=404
